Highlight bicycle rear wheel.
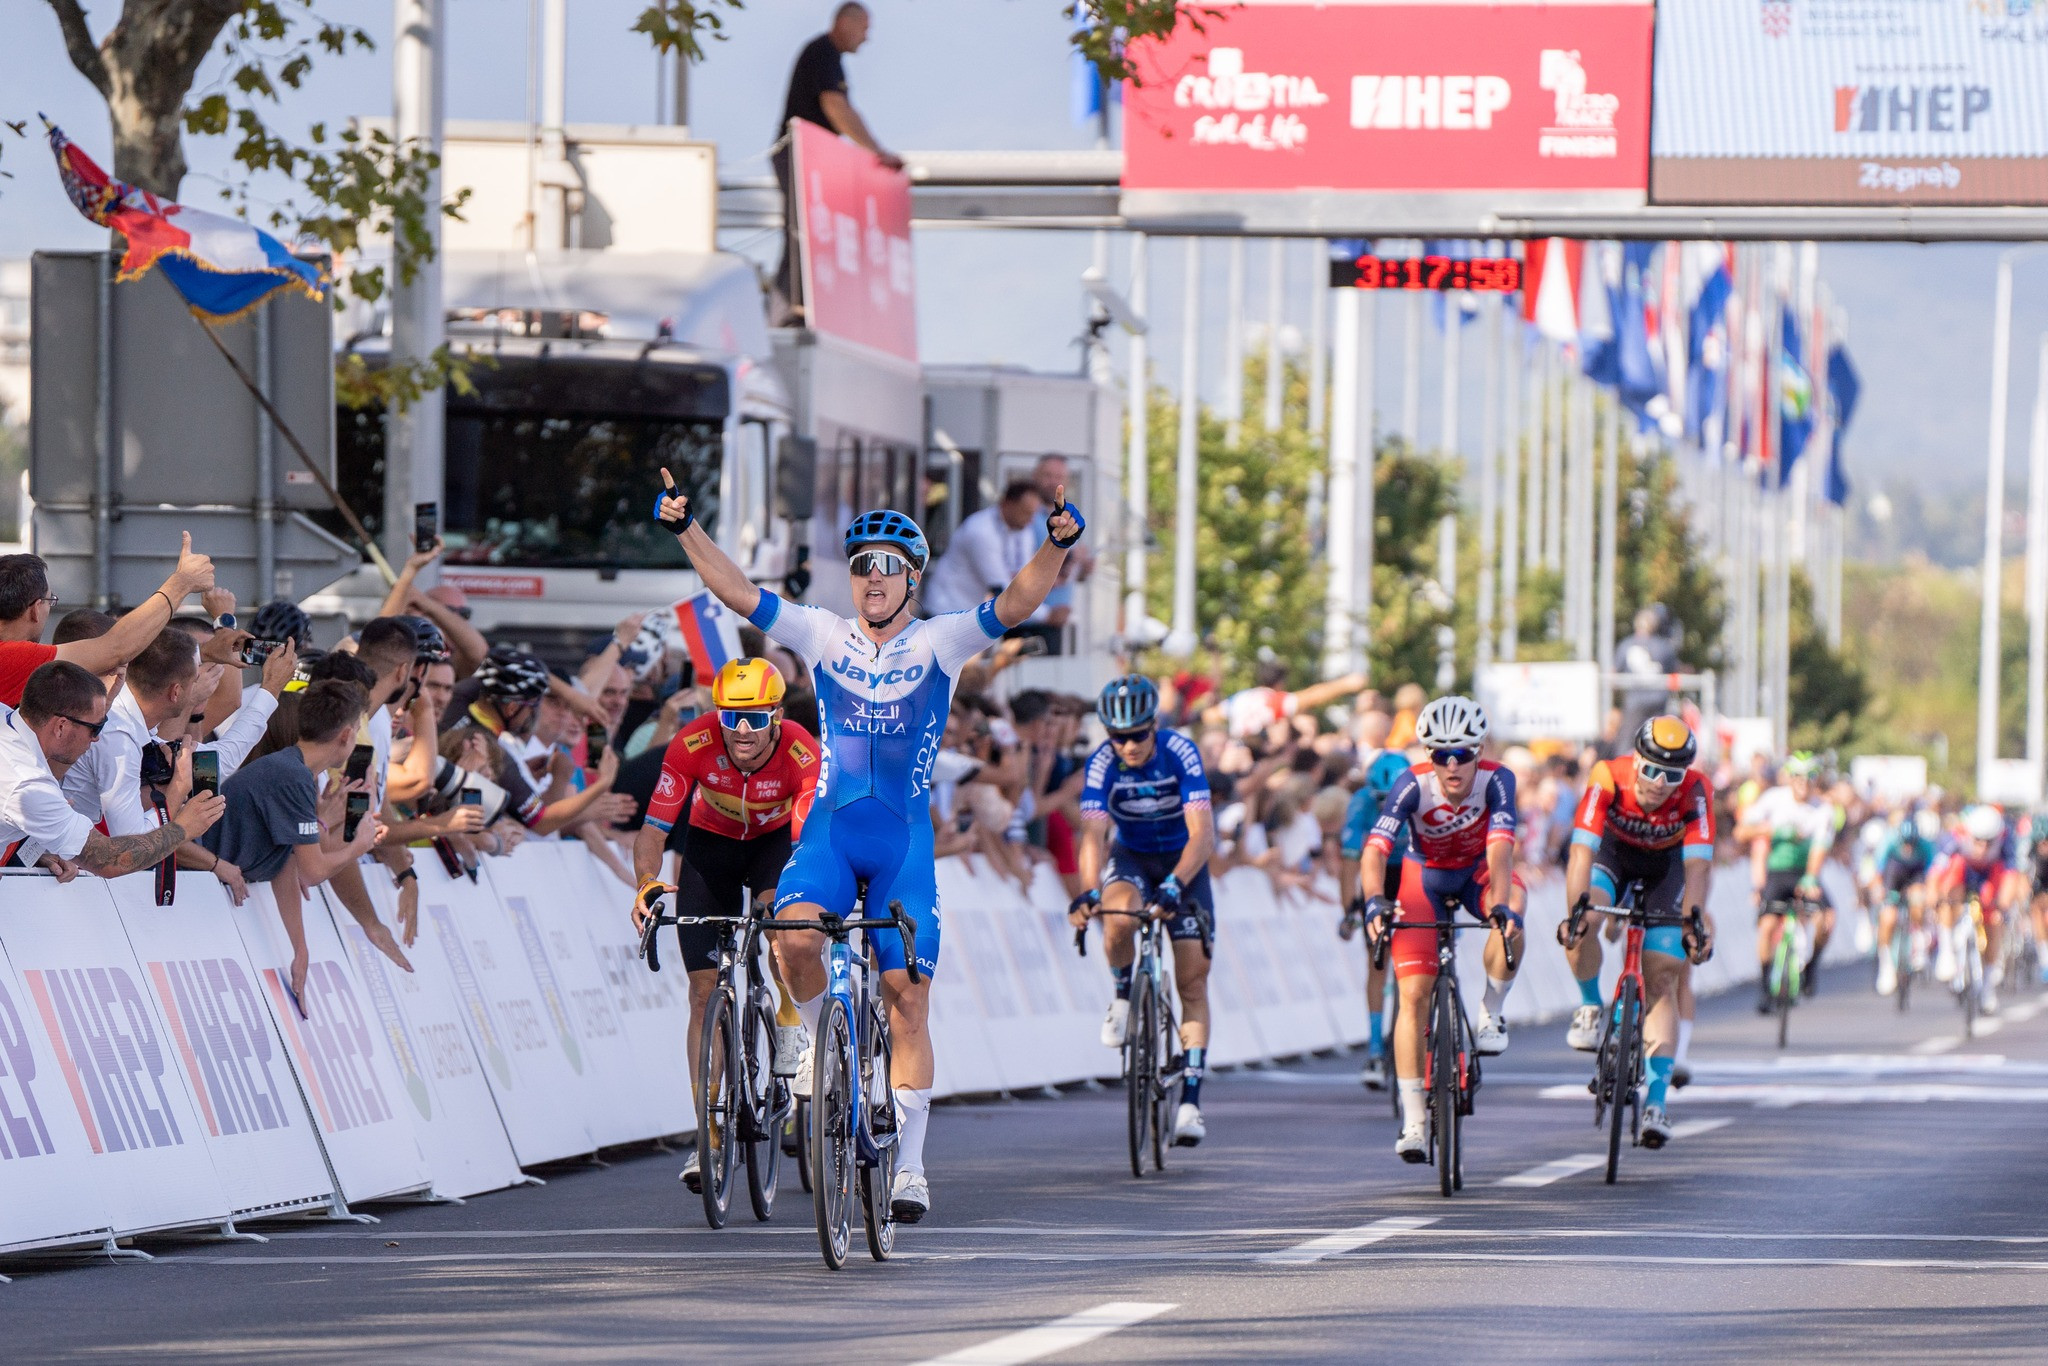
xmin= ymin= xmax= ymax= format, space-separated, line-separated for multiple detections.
xmin=860 ymin=994 xmax=897 ymax=1262
xmin=742 ymin=994 xmax=782 ymax=1222
xmin=1125 ymin=973 xmax=1155 ymax=1179
xmin=696 ymin=989 xmax=739 ymax=1229
xmin=1605 ymin=980 xmax=1641 ymax=1185
xmin=808 ymin=999 xmax=854 ymax=1269
xmin=792 ymin=1097 xmax=813 ymax=1192
xmin=1152 ymin=987 xmax=1177 ymax=1170
xmin=1775 ymin=932 xmax=1797 ymax=1050
xmin=1895 ymin=931 xmax=1912 ymax=1012
xmin=1431 ymin=980 xmax=1458 ymax=1198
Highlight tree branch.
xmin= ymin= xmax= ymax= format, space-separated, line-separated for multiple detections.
xmin=44 ymin=0 xmax=109 ymax=95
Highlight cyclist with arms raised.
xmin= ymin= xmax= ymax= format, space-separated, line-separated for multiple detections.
xmin=1359 ymin=696 xmax=1526 ymax=1162
xmin=1068 ymin=674 xmax=1217 ymax=1148
xmin=654 ymin=479 xmax=1083 ymax=1223
xmin=630 ymin=657 xmax=820 ymax=1194
xmin=1733 ymin=753 xmax=1835 ymax=1013
xmin=1560 ymin=716 xmax=1716 ymax=1149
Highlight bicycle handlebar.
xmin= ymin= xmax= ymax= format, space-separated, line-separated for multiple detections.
xmin=1367 ymin=915 xmax=1516 ymax=973
xmin=1073 ymin=901 xmax=1210 ymax=960
xmin=636 ymin=910 xmax=753 ymax=974
xmin=759 ymin=900 xmax=923 ymax=986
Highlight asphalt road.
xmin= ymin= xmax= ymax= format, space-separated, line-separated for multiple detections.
xmin=11 ymin=956 xmax=2048 ymax=1364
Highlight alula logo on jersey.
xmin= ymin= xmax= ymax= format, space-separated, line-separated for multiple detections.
xmin=1180 ymin=47 xmax=1327 ymax=150
xmin=840 ymin=698 xmax=908 ymax=736
xmin=1834 ymin=84 xmax=1993 ymax=134
xmin=24 ymin=965 xmax=184 ymax=1154
xmin=147 ymin=956 xmax=298 ymax=1138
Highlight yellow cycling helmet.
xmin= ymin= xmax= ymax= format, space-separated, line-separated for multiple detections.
xmin=712 ymin=656 xmax=786 ymax=710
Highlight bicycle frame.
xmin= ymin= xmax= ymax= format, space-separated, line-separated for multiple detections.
xmin=1077 ymin=902 xmax=1191 ymax=1177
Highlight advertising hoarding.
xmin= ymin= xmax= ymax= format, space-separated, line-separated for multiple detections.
xmin=791 ymin=120 xmax=918 ymax=363
xmin=1651 ymin=0 xmax=2048 ymax=207
xmin=1120 ymin=1 xmax=1653 ymax=234
xmin=1476 ymin=661 xmax=1605 ymax=742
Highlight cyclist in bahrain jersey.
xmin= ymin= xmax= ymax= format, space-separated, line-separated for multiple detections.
xmin=1359 ymin=695 xmax=1527 ymax=1163
xmin=1069 ymin=674 xmax=1217 ymax=1147
xmin=654 ymin=474 xmax=1084 ymax=1223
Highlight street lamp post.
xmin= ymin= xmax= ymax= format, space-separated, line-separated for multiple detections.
xmin=1979 ymin=247 xmax=2047 ymax=797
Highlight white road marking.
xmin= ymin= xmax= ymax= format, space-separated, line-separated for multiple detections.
xmin=908 ymin=1302 xmax=1175 ymax=1366
xmin=1540 ymin=1082 xmax=2048 ymax=1105
xmin=1670 ymin=1117 xmax=1733 ymax=1139
xmin=1496 ymin=1155 xmax=1604 ymax=1188
xmin=1258 ymin=1216 xmax=1438 ymax=1264
xmin=1326 ymin=1250 xmax=2048 ymax=1272
xmin=1910 ymin=1035 xmax=1962 ymax=1055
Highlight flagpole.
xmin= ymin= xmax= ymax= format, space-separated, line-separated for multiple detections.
xmin=1477 ymin=292 xmax=1501 ymax=672
xmin=1980 ymin=250 xmax=2020 ymax=794
xmin=1224 ymin=237 xmax=1245 ymax=445
xmin=1325 ymin=282 xmax=1361 ymax=680
xmin=1264 ymin=239 xmax=1285 ymax=433
xmin=1357 ymin=288 xmax=1380 ymax=675
xmin=390 ymin=0 xmax=447 ymax=579
xmin=1546 ymin=343 xmax=1566 ymax=575
xmin=1165 ymin=238 xmax=1202 ymax=659
xmin=2024 ymin=331 xmax=2048 ymax=793
xmin=1403 ymin=256 xmax=1423 ymax=446
xmin=1499 ymin=303 xmax=1522 ymax=662
xmin=1308 ymin=239 xmax=1330 ymax=439
xmin=1124 ymin=232 xmax=1150 ymax=643
xmin=1526 ymin=341 xmax=1545 ymax=575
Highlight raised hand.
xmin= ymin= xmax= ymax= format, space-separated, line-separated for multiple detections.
xmin=1046 ymin=484 xmax=1085 ymax=548
xmin=654 ymin=467 xmax=692 ymax=533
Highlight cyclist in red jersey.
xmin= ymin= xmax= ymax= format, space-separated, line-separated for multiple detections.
xmin=630 ymin=657 xmax=819 ymax=1193
xmin=1560 ymin=717 xmax=1717 ymax=1149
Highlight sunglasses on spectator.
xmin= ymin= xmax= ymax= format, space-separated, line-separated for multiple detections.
xmin=58 ymin=712 xmax=107 ymax=738
xmin=719 ymin=708 xmax=777 ymax=732
xmin=1430 ymin=746 xmax=1479 ymax=768
xmin=1637 ymin=759 xmax=1687 ymax=784
xmin=1109 ymin=725 xmax=1155 ymax=747
xmin=849 ymin=550 xmax=911 ymax=579
xmin=451 ymin=605 xmax=474 ymax=620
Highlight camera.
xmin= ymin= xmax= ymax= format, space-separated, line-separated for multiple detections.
xmin=241 ymin=638 xmax=286 ymax=667
xmin=418 ymin=755 xmax=511 ymax=826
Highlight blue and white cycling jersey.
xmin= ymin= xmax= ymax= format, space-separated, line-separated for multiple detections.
xmin=747 ymin=591 xmax=1004 ymax=821
xmin=1077 ymin=727 xmax=1211 ymax=855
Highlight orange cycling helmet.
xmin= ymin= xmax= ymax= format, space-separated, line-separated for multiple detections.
xmin=712 ymin=656 xmax=786 ymax=710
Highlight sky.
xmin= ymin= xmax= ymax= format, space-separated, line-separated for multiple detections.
xmin=2 ymin=0 xmax=2045 ymax=512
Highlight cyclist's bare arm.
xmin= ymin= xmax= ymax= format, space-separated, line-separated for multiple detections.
xmin=992 ymin=491 xmax=1081 ymax=628
xmin=632 ymin=821 xmax=668 ymax=890
xmin=1171 ymin=804 xmax=1215 ymax=887
xmin=658 ymin=487 xmax=761 ymax=619
xmin=1358 ymin=842 xmax=1390 ymax=902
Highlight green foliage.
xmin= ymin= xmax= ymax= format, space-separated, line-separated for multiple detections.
xmin=632 ymin=1 xmax=745 ymax=61
xmin=1787 ymin=570 xmax=1868 ymax=753
xmin=1616 ymin=449 xmax=1726 ymax=672
xmin=1065 ymin=2 xmax=1219 ymax=87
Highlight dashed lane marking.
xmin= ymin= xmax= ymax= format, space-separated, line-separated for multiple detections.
xmin=1257 ymin=1217 xmax=1440 ymax=1265
xmin=1540 ymin=1082 xmax=2048 ymax=1105
xmin=907 ymin=1302 xmax=1176 ymax=1366
xmin=1496 ymin=1154 xmax=1604 ymax=1188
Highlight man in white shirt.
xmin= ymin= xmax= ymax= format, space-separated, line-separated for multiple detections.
xmin=1 ymin=661 xmax=222 ymax=877
xmin=919 ymin=480 xmax=1044 ymax=616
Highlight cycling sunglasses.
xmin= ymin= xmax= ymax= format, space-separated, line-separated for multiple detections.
xmin=1637 ymin=759 xmax=1688 ymax=784
xmin=848 ymin=550 xmax=912 ymax=579
xmin=1429 ymin=746 xmax=1479 ymax=767
xmin=1108 ymin=724 xmax=1156 ymax=746
xmin=719 ymin=708 xmax=777 ymax=732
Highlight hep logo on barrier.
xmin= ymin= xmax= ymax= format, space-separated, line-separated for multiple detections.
xmin=262 ymin=961 xmax=393 ymax=1134
xmin=23 ymin=965 xmax=184 ymax=1154
xmin=0 ymin=975 xmax=56 ymax=1160
xmin=147 ymin=957 xmax=294 ymax=1139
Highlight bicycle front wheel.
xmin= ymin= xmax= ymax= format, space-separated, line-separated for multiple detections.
xmin=742 ymin=994 xmax=782 ymax=1222
xmin=808 ymin=998 xmax=855 ymax=1269
xmin=1125 ymin=973 xmax=1155 ymax=1179
xmin=696 ymin=989 xmax=739 ymax=1229
xmin=1895 ymin=932 xmax=1912 ymax=1012
xmin=1431 ymin=981 xmax=1459 ymax=1198
xmin=1606 ymin=980 xmax=1641 ymax=1185
xmin=1775 ymin=933 xmax=1798 ymax=1050
xmin=861 ymin=994 xmax=897 ymax=1262
xmin=1152 ymin=986 xmax=1178 ymax=1171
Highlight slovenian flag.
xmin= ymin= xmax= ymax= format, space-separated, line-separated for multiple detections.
xmin=672 ymin=590 xmax=741 ymax=681
xmin=45 ymin=119 xmax=327 ymax=321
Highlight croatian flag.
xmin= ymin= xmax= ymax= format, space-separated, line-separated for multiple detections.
xmin=673 ymin=590 xmax=741 ymax=681
xmin=45 ymin=119 xmax=326 ymax=321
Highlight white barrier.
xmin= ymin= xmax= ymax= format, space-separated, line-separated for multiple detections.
xmin=0 ymin=845 xmax=1871 ymax=1258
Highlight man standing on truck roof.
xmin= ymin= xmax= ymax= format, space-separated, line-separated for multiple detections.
xmin=772 ymin=2 xmax=904 ymax=325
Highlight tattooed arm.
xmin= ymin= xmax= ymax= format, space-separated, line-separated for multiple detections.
xmin=74 ymin=820 xmax=193 ymax=878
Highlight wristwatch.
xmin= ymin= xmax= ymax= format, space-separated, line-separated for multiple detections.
xmin=394 ymin=867 xmax=418 ymax=886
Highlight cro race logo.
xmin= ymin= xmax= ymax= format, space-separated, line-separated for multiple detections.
xmin=1761 ymin=0 xmax=1793 ymax=39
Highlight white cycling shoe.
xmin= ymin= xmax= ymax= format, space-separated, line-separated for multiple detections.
xmin=791 ymin=1041 xmax=815 ymax=1099
xmin=1640 ymin=1104 xmax=1673 ymax=1149
xmin=1981 ymin=985 xmax=2001 ymax=1016
xmin=1396 ymin=1122 xmax=1428 ymax=1163
xmin=890 ymin=1169 xmax=930 ymax=1224
xmin=1101 ymin=999 xmax=1130 ymax=1048
xmin=773 ymin=1023 xmax=806 ymax=1078
xmin=1565 ymin=1005 xmax=1602 ymax=1051
xmin=1172 ymin=1102 xmax=1206 ymax=1147
xmin=1474 ymin=1011 xmax=1509 ymax=1056
xmin=1875 ymin=958 xmax=1898 ymax=996
xmin=1359 ymin=1052 xmax=1388 ymax=1091
xmin=679 ymin=1149 xmax=702 ymax=1193
xmin=1934 ymin=944 xmax=1958 ymax=983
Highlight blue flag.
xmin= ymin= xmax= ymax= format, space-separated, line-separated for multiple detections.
xmin=1777 ymin=309 xmax=1814 ymax=486
xmin=1825 ymin=345 xmax=1861 ymax=507
xmin=1685 ymin=264 xmax=1731 ymax=444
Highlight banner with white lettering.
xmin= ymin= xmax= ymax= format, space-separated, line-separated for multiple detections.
xmin=485 ymin=846 xmax=651 ymax=1147
xmin=0 ymin=918 xmax=120 ymax=1254
xmin=324 ymin=877 xmax=524 ymax=1200
xmin=416 ymin=861 xmax=595 ymax=1165
xmin=229 ymin=884 xmax=431 ymax=1203
xmin=0 ymin=876 xmax=231 ymax=1236
xmin=569 ymin=845 xmax=693 ymax=1138
xmin=107 ymin=877 xmax=333 ymax=1220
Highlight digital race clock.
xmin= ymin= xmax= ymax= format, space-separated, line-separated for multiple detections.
xmin=1328 ymin=254 xmax=1524 ymax=292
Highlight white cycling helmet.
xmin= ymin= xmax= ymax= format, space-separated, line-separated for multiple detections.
xmin=1913 ymin=808 xmax=1942 ymax=841
xmin=1963 ymin=804 xmax=2005 ymax=843
xmin=1415 ymin=695 xmax=1489 ymax=749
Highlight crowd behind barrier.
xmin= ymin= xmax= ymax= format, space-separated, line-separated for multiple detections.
xmin=0 ymin=842 xmax=1860 ymax=1260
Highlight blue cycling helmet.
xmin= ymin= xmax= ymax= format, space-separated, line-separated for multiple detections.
xmin=1098 ymin=675 xmax=1159 ymax=733
xmin=1364 ymin=750 xmax=1410 ymax=803
xmin=843 ymin=509 xmax=929 ymax=573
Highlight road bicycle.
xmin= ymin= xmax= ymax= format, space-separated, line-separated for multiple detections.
xmin=762 ymin=889 xmax=921 ymax=1269
xmin=1880 ymin=891 xmax=1924 ymax=1013
xmin=1564 ymin=883 xmax=1709 ymax=1184
xmin=1950 ymin=893 xmax=1990 ymax=1038
xmin=1075 ymin=899 xmax=1211 ymax=1178
xmin=1760 ymin=894 xmax=1815 ymax=1049
xmin=1369 ymin=894 xmax=1516 ymax=1198
xmin=637 ymin=894 xmax=792 ymax=1229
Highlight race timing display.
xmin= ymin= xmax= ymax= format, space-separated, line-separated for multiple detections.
xmin=1328 ymin=253 xmax=1524 ymax=291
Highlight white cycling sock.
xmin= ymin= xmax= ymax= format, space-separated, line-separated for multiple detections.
xmin=1482 ymin=976 xmax=1513 ymax=1017
xmin=894 ymin=1086 xmax=932 ymax=1176
xmin=795 ymin=991 xmax=824 ymax=1040
xmin=1676 ymin=1019 xmax=1694 ymax=1064
xmin=1398 ymin=1078 xmax=1425 ymax=1129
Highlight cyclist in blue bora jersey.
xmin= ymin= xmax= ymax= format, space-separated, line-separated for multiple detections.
xmin=1339 ymin=749 xmax=1415 ymax=1090
xmin=1069 ymin=675 xmax=1217 ymax=1147
xmin=654 ymin=478 xmax=1085 ymax=1223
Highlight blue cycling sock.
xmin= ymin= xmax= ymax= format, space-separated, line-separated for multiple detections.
xmin=1367 ymin=1009 xmax=1385 ymax=1053
xmin=1111 ymin=965 xmax=1133 ymax=1001
xmin=1647 ymin=1055 xmax=1674 ymax=1108
xmin=1182 ymin=1047 xmax=1206 ymax=1107
xmin=1577 ymin=975 xmax=1603 ymax=1008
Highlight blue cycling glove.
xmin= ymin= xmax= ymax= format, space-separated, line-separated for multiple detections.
xmin=1047 ymin=497 xmax=1086 ymax=549
xmin=654 ymin=488 xmax=692 ymax=534
xmin=1156 ymin=874 xmax=1182 ymax=911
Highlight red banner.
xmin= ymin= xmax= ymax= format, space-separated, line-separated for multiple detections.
xmin=792 ymin=120 xmax=918 ymax=362
xmin=1121 ymin=3 xmax=1653 ymax=194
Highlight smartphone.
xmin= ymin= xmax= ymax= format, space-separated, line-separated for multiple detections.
xmin=345 ymin=743 xmax=375 ymax=784
xmin=240 ymin=638 xmax=283 ymax=667
xmin=344 ymin=790 xmax=370 ymax=842
xmin=190 ymin=750 xmax=220 ymax=799
xmin=585 ymin=721 xmax=609 ymax=765
xmin=413 ymin=501 xmax=440 ymax=553
xmin=459 ymin=789 xmax=484 ymax=808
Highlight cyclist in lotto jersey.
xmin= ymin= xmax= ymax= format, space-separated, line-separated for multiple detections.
xmin=1358 ymin=696 xmax=1527 ymax=1163
xmin=1068 ymin=675 xmax=1217 ymax=1148
xmin=1560 ymin=717 xmax=1717 ymax=1149
xmin=654 ymin=476 xmax=1084 ymax=1223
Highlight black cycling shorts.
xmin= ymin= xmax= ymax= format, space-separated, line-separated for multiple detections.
xmin=1758 ymin=868 xmax=1808 ymax=916
xmin=1588 ymin=834 xmax=1687 ymax=920
xmin=670 ymin=823 xmax=795 ymax=974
